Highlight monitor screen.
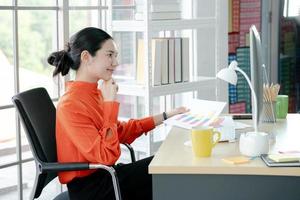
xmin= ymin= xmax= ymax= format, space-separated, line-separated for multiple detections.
xmin=249 ymin=25 xmax=269 ymax=128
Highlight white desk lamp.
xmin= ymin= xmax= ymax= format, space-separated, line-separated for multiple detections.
xmin=217 ymin=61 xmax=269 ymax=157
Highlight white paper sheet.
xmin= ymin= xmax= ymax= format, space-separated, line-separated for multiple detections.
xmin=164 ymin=99 xmax=226 ymax=129
xmin=234 ymin=121 xmax=252 ymax=129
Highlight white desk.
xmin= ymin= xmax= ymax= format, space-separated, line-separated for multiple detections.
xmin=149 ymin=114 xmax=300 ymax=200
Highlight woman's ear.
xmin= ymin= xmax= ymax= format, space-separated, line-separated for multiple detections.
xmin=80 ymin=50 xmax=91 ymax=65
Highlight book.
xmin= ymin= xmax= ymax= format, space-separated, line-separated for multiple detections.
xmin=228 ymin=0 xmax=232 ymax=32
xmin=152 ymin=39 xmax=162 ymax=86
xmin=232 ymin=0 xmax=240 ymax=32
xmin=168 ymin=38 xmax=175 ymax=84
xmin=261 ymin=154 xmax=300 ymax=167
xmin=228 ymin=32 xmax=239 ymax=54
xmin=268 ymin=154 xmax=300 ymax=163
xmin=222 ymin=156 xmax=251 ymax=164
xmin=181 ymin=37 xmax=189 ymax=82
xmin=174 ymin=38 xmax=182 ymax=83
xmin=160 ymin=39 xmax=169 ymax=85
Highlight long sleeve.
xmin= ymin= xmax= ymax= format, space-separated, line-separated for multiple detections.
xmin=56 ymin=81 xmax=155 ymax=184
xmin=57 ymin=101 xmax=121 ymax=165
xmin=117 ymin=117 xmax=155 ymax=144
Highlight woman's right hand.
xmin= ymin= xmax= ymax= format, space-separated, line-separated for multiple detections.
xmin=99 ymin=78 xmax=118 ymax=101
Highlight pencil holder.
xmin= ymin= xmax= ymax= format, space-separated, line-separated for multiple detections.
xmin=261 ymin=101 xmax=276 ymax=123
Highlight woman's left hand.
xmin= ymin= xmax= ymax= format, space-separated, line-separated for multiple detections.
xmin=167 ymin=106 xmax=190 ymax=118
xmin=153 ymin=106 xmax=190 ymax=126
xmin=174 ymin=106 xmax=190 ymax=115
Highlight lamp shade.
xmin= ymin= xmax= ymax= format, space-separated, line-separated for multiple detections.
xmin=216 ymin=67 xmax=237 ymax=85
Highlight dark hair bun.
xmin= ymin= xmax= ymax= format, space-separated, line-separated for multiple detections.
xmin=47 ymin=50 xmax=74 ymax=76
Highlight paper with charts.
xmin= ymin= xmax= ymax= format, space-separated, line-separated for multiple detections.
xmin=164 ymin=99 xmax=227 ymax=130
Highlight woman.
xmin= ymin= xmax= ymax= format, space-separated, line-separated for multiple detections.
xmin=48 ymin=27 xmax=188 ymax=200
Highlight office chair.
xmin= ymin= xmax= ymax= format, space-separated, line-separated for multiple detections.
xmin=12 ymin=87 xmax=136 ymax=200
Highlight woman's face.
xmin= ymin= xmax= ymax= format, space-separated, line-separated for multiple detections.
xmin=86 ymin=39 xmax=119 ymax=81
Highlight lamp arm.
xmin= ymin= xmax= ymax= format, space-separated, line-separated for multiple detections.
xmin=235 ymin=67 xmax=258 ymax=132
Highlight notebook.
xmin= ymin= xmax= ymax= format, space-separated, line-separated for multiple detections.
xmin=268 ymin=154 xmax=300 ymax=162
xmin=260 ymin=154 xmax=300 ymax=167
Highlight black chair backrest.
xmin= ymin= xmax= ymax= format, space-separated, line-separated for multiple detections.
xmin=12 ymin=87 xmax=58 ymax=199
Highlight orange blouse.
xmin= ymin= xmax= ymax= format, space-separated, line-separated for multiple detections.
xmin=56 ymin=81 xmax=155 ymax=184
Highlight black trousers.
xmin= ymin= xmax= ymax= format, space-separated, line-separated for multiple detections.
xmin=67 ymin=156 xmax=153 ymax=200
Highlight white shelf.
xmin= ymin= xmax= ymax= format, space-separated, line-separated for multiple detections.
xmin=111 ymin=18 xmax=215 ymax=32
xmin=150 ymin=18 xmax=216 ymax=31
xmin=117 ymin=77 xmax=216 ymax=97
xmin=150 ymin=76 xmax=216 ymax=97
xmin=118 ymin=81 xmax=145 ymax=96
xmin=109 ymin=0 xmax=226 ymax=156
xmin=112 ymin=20 xmax=145 ymax=32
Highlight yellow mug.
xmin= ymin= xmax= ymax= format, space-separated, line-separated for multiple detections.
xmin=191 ymin=126 xmax=221 ymax=157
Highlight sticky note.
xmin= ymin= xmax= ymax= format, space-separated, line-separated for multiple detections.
xmin=222 ymin=156 xmax=250 ymax=164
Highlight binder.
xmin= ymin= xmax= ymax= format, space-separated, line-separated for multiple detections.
xmin=174 ymin=38 xmax=182 ymax=83
xmin=182 ymin=37 xmax=189 ymax=82
xmin=152 ymin=39 xmax=162 ymax=86
xmin=168 ymin=38 xmax=175 ymax=84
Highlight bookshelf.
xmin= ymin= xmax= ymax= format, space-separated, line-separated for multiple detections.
xmin=227 ymin=0 xmax=262 ymax=114
xmin=108 ymin=0 xmax=228 ymax=158
xmin=279 ymin=18 xmax=300 ymax=113
xmin=111 ymin=18 xmax=216 ymax=31
xmin=261 ymin=1 xmax=300 ymax=113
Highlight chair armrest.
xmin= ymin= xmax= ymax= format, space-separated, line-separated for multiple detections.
xmin=41 ymin=162 xmax=89 ymax=172
xmin=121 ymin=143 xmax=136 ymax=162
xmin=40 ymin=162 xmax=115 ymax=173
xmin=41 ymin=162 xmax=121 ymax=199
xmin=41 ymin=143 xmax=136 ymax=174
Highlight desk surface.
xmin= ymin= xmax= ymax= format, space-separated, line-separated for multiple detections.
xmin=149 ymin=114 xmax=300 ymax=176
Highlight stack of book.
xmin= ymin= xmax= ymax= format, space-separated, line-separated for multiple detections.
xmin=232 ymin=0 xmax=240 ymax=32
xmin=228 ymin=32 xmax=240 ymax=54
xmin=261 ymin=153 xmax=300 ymax=167
xmin=279 ymin=19 xmax=298 ymax=112
xmin=136 ymin=37 xmax=189 ymax=86
xmin=239 ymin=0 xmax=261 ymax=46
xmin=228 ymin=54 xmax=237 ymax=104
xmin=229 ymin=101 xmax=246 ymax=113
xmin=227 ymin=0 xmax=262 ymax=114
xmin=152 ymin=37 xmax=189 ymax=86
xmin=236 ymin=47 xmax=251 ymax=113
xmin=135 ymin=0 xmax=182 ymax=20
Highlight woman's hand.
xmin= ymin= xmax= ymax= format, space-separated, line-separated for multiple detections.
xmin=166 ymin=106 xmax=190 ymax=119
xmin=153 ymin=106 xmax=190 ymax=126
xmin=99 ymin=78 xmax=118 ymax=101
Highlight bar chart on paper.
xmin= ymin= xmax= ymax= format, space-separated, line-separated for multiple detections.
xmin=164 ymin=99 xmax=236 ymax=141
xmin=171 ymin=112 xmax=225 ymax=129
xmin=164 ymin=99 xmax=227 ymax=129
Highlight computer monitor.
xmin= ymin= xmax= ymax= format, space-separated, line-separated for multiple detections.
xmin=249 ymin=25 xmax=269 ymax=127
